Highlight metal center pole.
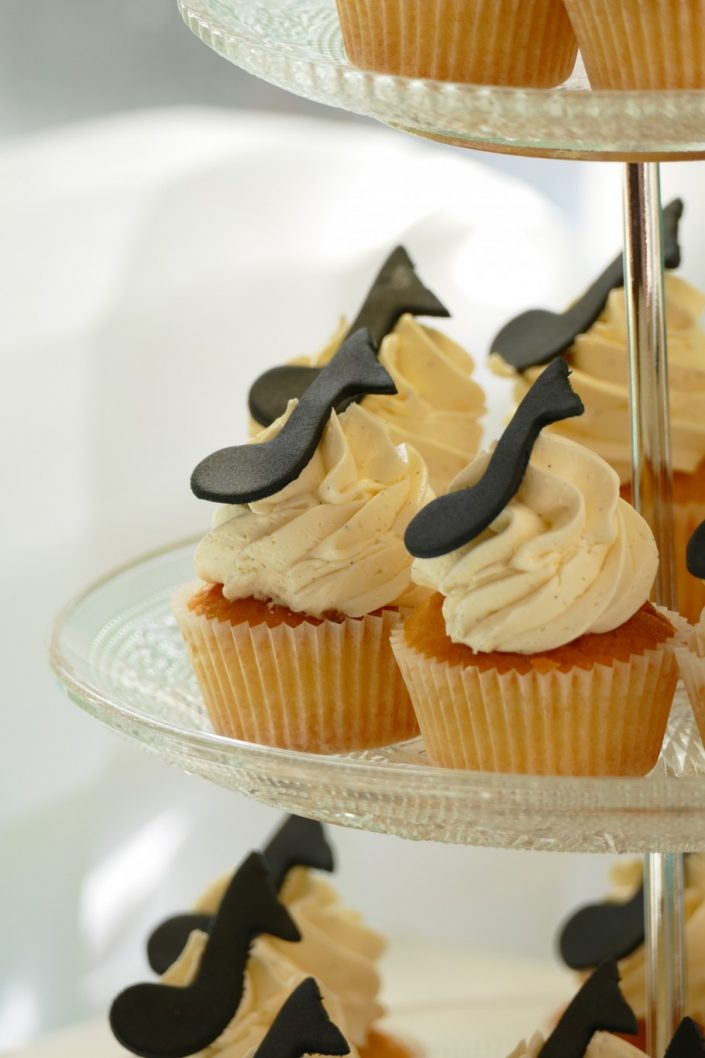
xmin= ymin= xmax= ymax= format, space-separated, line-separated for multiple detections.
xmin=622 ymin=161 xmax=683 ymax=1058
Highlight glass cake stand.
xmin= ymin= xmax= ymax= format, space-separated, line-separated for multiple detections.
xmin=177 ymin=0 xmax=705 ymax=160
xmin=50 ymin=538 xmax=705 ymax=855
xmin=50 ymin=1 xmax=705 ymax=1051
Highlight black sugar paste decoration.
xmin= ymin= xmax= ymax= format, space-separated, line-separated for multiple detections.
xmin=263 ymin=813 xmax=334 ymax=892
xmin=192 ymin=328 xmax=396 ymax=505
xmin=252 ymin=978 xmax=350 ymax=1058
xmin=111 ymin=852 xmax=301 ymax=1058
xmin=538 ymin=961 xmax=637 ymax=1058
xmin=558 ymin=884 xmax=645 ymax=971
xmin=405 ymin=356 xmax=583 ymax=560
xmin=248 ymin=245 xmax=449 ymax=428
xmin=147 ymin=815 xmax=333 ymax=975
xmin=687 ymin=520 xmax=705 ymax=579
xmin=665 ymin=1018 xmax=705 ymax=1058
xmin=491 ymin=198 xmax=683 ymax=372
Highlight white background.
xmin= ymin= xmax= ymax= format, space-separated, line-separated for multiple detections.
xmin=3 ymin=3 xmax=705 ymax=1052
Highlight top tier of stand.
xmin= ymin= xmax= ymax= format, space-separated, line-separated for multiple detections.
xmin=179 ymin=0 xmax=705 ymax=161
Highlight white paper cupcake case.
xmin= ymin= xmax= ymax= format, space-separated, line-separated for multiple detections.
xmin=335 ymin=0 xmax=577 ymax=87
xmin=173 ymin=585 xmax=418 ymax=754
xmin=390 ymin=610 xmax=686 ymax=776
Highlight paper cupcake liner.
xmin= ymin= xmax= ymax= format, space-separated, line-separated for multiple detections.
xmin=335 ymin=0 xmax=577 ymax=86
xmin=174 ymin=586 xmax=418 ymax=754
xmin=563 ymin=0 xmax=705 ymax=89
xmin=676 ymin=611 xmax=705 ymax=746
xmin=391 ymin=612 xmax=683 ymax=775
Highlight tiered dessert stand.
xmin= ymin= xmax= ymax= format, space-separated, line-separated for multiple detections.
xmin=49 ymin=3 xmax=705 ymax=1056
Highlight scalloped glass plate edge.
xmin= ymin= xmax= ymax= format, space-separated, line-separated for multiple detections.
xmin=177 ymin=0 xmax=705 ymax=160
xmin=49 ymin=539 xmax=705 ymax=853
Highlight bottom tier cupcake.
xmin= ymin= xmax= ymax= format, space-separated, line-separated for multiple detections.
xmin=112 ymin=816 xmax=417 ymax=1058
xmin=558 ymin=853 xmax=705 ymax=1049
xmin=395 ymin=359 xmax=683 ymax=776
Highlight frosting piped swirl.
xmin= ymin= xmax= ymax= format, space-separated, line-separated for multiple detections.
xmin=163 ymin=932 xmax=359 ymax=1058
xmin=196 ymin=402 xmax=431 ymax=617
xmin=517 ymin=275 xmax=705 ymax=483
xmin=195 ymin=866 xmax=384 ymax=1048
xmin=411 ymin=433 xmax=658 ymax=654
xmin=290 ymin=314 xmax=485 ymax=495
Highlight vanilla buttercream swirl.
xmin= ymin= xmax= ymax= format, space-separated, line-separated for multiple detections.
xmin=507 ymin=1030 xmax=643 ymax=1058
xmin=163 ymin=931 xmax=358 ymax=1058
xmin=195 ymin=866 xmax=385 ymax=1048
xmin=411 ymin=433 xmax=658 ymax=654
xmin=196 ymin=402 xmax=431 ymax=617
xmin=286 ymin=313 xmax=485 ymax=496
xmin=516 ymin=275 xmax=705 ymax=483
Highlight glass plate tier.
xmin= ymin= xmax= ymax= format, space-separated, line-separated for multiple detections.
xmin=177 ymin=0 xmax=705 ymax=160
xmin=50 ymin=540 xmax=705 ymax=854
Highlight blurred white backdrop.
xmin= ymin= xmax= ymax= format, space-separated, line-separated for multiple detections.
xmin=3 ymin=4 xmax=705 ymax=1054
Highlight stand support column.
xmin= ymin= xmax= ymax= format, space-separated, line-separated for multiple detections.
xmin=622 ymin=162 xmax=683 ymax=1058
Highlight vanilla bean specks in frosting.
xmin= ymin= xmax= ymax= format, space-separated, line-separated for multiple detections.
xmin=511 ymin=276 xmax=705 ymax=484
xmin=195 ymin=401 xmax=431 ymax=617
xmin=410 ymin=432 xmax=658 ymax=654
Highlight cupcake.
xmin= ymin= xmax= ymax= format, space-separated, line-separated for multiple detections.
xmin=559 ymin=854 xmax=705 ymax=1051
xmin=159 ymin=932 xmax=354 ymax=1058
xmin=392 ymin=358 xmax=683 ymax=776
xmin=249 ymin=246 xmax=486 ymax=497
xmin=147 ymin=816 xmax=387 ymax=1053
xmin=111 ymin=822 xmax=415 ymax=1058
xmin=562 ymin=0 xmax=705 ymax=90
xmin=335 ymin=0 xmax=578 ymax=87
xmin=492 ymin=223 xmax=705 ymax=623
xmin=177 ymin=330 xmax=431 ymax=753
xmin=507 ymin=961 xmax=640 ymax=1058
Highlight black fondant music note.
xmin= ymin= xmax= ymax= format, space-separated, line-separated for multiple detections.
xmin=559 ymin=885 xmax=645 ymax=970
xmin=192 ymin=329 xmax=396 ymax=504
xmin=252 ymin=978 xmax=350 ymax=1058
xmin=687 ymin=520 xmax=705 ymax=579
xmin=665 ymin=1018 xmax=705 ymax=1058
xmin=147 ymin=816 xmax=333 ymax=975
xmin=248 ymin=245 xmax=449 ymax=427
xmin=405 ymin=357 xmax=583 ymax=559
xmin=111 ymin=852 xmax=301 ymax=1058
xmin=491 ymin=199 xmax=683 ymax=372
xmin=539 ymin=962 xmax=637 ymax=1058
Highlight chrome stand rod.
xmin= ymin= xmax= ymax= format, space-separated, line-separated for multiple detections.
xmin=623 ymin=162 xmax=683 ymax=1058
